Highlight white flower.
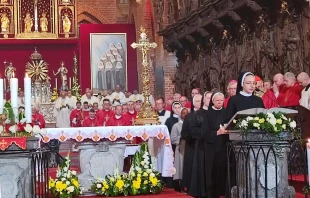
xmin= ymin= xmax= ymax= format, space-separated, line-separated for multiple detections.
xmin=290 ymin=121 xmax=296 ymax=129
xmin=67 ymin=172 xmax=71 ymax=178
xmin=0 ymin=125 xmax=3 ymax=132
xmin=24 ymin=124 xmax=33 ymax=133
xmin=150 ymin=173 xmax=155 ymax=177
xmin=146 ymin=169 xmax=152 ymax=173
xmin=32 ymin=125 xmax=41 ymax=135
xmin=253 ymin=123 xmax=260 ymax=128
xmin=281 ymin=114 xmax=288 ymax=120
xmin=267 ymin=112 xmax=275 ymax=118
xmin=140 ymin=161 xmax=145 ymax=166
xmin=97 ymin=183 xmax=102 ymax=188
xmin=9 ymin=125 xmax=17 ymax=133
xmin=20 ymin=118 xmax=27 ymax=123
xmin=269 ymin=118 xmax=277 ymax=126
xmin=61 ymin=178 xmax=66 ymax=181
xmin=144 ymin=165 xmax=148 ymax=169
xmin=282 ymin=124 xmax=286 ymax=130
xmin=135 ymin=167 xmax=141 ymax=172
xmin=66 ymin=181 xmax=70 ymax=185
xmin=71 ymin=170 xmax=77 ymax=175
xmin=240 ymin=120 xmax=248 ymax=127
xmin=67 ymin=186 xmax=74 ymax=193
xmin=63 ymin=167 xmax=68 ymax=172
xmin=246 ymin=116 xmax=253 ymax=121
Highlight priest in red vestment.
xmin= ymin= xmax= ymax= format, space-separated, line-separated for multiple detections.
xmin=255 ymin=76 xmax=278 ymax=109
xmin=82 ymin=108 xmax=101 ymax=127
xmin=70 ymin=102 xmax=83 ymax=127
xmin=277 ymin=72 xmax=303 ymax=107
xmin=97 ymin=99 xmax=115 ymax=126
xmin=224 ymin=80 xmax=237 ymax=108
xmin=106 ymin=105 xmax=131 ymax=126
xmin=82 ymin=101 xmax=90 ymax=119
xmin=125 ymin=101 xmax=137 ymax=123
xmin=31 ymin=106 xmax=45 ymax=128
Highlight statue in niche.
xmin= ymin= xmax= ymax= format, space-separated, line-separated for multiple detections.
xmin=53 ymin=61 xmax=68 ymax=90
xmin=1 ymin=0 xmax=8 ymax=3
xmin=4 ymin=62 xmax=16 ymax=82
xmin=281 ymin=21 xmax=303 ymax=74
xmin=155 ymin=0 xmax=164 ymax=29
xmin=24 ymin=12 xmax=33 ymax=33
xmin=62 ymin=13 xmax=71 ymax=33
xmin=40 ymin=12 xmax=48 ymax=32
xmin=1 ymin=12 xmax=10 ymax=32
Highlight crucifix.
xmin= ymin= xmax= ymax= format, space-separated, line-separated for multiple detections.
xmin=131 ymin=26 xmax=158 ymax=124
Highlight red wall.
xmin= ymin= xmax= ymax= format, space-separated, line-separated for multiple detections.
xmin=79 ymin=24 xmax=138 ymax=93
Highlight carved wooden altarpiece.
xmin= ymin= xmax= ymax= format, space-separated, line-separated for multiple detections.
xmin=0 ymin=0 xmax=77 ymax=38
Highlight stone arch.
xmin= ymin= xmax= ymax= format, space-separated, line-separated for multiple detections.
xmin=77 ymin=5 xmax=110 ymax=24
xmin=77 ymin=12 xmax=102 ymax=24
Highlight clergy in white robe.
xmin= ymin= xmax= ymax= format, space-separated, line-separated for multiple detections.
xmin=55 ymin=91 xmax=74 ymax=128
xmin=129 ymin=90 xmax=143 ymax=102
xmin=81 ymin=89 xmax=100 ymax=108
xmin=297 ymin=72 xmax=310 ymax=109
xmin=67 ymin=90 xmax=77 ymax=108
xmin=110 ymin=85 xmax=126 ymax=106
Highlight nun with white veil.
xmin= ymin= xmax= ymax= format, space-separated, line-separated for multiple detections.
xmin=104 ymin=61 xmax=115 ymax=90
xmin=97 ymin=61 xmax=105 ymax=90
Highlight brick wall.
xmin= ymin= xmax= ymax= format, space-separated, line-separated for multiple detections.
xmin=77 ymin=0 xmax=177 ymax=100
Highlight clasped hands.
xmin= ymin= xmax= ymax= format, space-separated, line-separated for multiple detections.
xmin=217 ymin=126 xmax=228 ymax=136
xmin=60 ymin=104 xmax=69 ymax=109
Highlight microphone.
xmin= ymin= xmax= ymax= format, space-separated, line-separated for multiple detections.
xmin=255 ymin=88 xmax=280 ymax=107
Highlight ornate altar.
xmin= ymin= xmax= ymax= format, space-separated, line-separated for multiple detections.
xmin=0 ymin=0 xmax=77 ymax=39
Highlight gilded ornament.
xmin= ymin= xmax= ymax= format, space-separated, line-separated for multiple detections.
xmin=24 ymin=12 xmax=33 ymax=33
xmin=1 ymin=12 xmax=10 ymax=33
xmin=40 ymin=12 xmax=48 ymax=32
xmin=25 ymin=48 xmax=49 ymax=82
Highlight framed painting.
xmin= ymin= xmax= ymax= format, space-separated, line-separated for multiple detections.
xmin=90 ymin=33 xmax=127 ymax=93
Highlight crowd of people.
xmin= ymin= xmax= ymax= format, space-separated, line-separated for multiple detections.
xmin=16 ymin=70 xmax=310 ymax=197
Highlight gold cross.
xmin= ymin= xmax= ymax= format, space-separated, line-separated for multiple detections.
xmin=0 ymin=139 xmax=8 ymax=148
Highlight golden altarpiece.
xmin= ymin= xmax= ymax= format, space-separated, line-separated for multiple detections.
xmin=0 ymin=0 xmax=77 ymax=38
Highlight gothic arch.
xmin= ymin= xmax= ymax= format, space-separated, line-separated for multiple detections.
xmin=77 ymin=5 xmax=110 ymax=24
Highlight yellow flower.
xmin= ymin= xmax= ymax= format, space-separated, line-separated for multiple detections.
xmin=132 ymin=180 xmax=141 ymax=189
xmin=258 ymin=118 xmax=265 ymax=124
xmin=109 ymin=177 xmax=115 ymax=182
xmin=101 ymin=187 xmax=106 ymax=192
xmin=71 ymin=179 xmax=79 ymax=188
xmin=276 ymin=119 xmax=282 ymax=124
xmin=103 ymin=181 xmax=109 ymax=189
xmin=150 ymin=177 xmax=158 ymax=186
xmin=56 ymin=181 xmax=67 ymax=192
xmin=137 ymin=177 xmax=141 ymax=183
xmin=143 ymin=180 xmax=148 ymax=185
xmin=115 ymin=180 xmax=124 ymax=190
xmin=49 ymin=178 xmax=55 ymax=189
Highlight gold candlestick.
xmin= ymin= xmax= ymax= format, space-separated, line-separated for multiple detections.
xmin=131 ymin=26 xmax=159 ymax=125
xmin=72 ymin=53 xmax=81 ymax=102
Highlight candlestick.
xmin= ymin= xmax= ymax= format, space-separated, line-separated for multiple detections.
xmin=55 ymin=78 xmax=57 ymax=90
xmin=24 ymin=74 xmax=32 ymax=123
xmin=69 ymin=77 xmax=71 ymax=89
xmin=10 ymin=73 xmax=18 ymax=123
xmin=0 ymin=78 xmax=3 ymax=114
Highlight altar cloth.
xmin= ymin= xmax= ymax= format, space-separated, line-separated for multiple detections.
xmin=41 ymin=125 xmax=175 ymax=177
xmin=0 ymin=137 xmax=27 ymax=151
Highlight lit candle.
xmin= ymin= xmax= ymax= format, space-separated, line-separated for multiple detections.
xmin=10 ymin=72 xmax=18 ymax=123
xmin=24 ymin=73 xmax=32 ymax=123
xmin=55 ymin=78 xmax=57 ymax=89
xmin=0 ymin=78 xmax=3 ymax=114
xmin=307 ymin=139 xmax=310 ymax=185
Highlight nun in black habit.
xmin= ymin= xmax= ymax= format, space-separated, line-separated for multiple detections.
xmin=165 ymin=101 xmax=182 ymax=134
xmin=201 ymin=91 xmax=228 ymax=198
xmin=181 ymin=94 xmax=203 ymax=193
xmin=225 ymin=72 xmax=265 ymax=123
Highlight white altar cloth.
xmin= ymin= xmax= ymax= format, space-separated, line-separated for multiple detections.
xmin=41 ymin=125 xmax=175 ymax=177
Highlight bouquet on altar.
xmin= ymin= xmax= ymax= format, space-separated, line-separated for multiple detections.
xmin=234 ymin=112 xmax=297 ymax=135
xmin=91 ymin=143 xmax=163 ymax=196
xmin=49 ymin=154 xmax=82 ymax=198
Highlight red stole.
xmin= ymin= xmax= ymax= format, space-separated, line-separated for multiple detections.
xmin=82 ymin=116 xmax=101 ymax=127
xmin=277 ymin=82 xmax=302 ymax=107
xmin=224 ymin=97 xmax=230 ymax=108
xmin=125 ymin=110 xmax=137 ymax=122
xmin=82 ymin=109 xmax=89 ymax=120
xmin=98 ymin=109 xmax=115 ymax=124
xmin=106 ymin=115 xmax=131 ymax=126
xmin=31 ymin=113 xmax=45 ymax=128
xmin=70 ymin=109 xmax=83 ymax=127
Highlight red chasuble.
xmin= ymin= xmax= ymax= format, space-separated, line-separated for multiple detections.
xmin=106 ymin=115 xmax=131 ymax=126
xmin=125 ymin=110 xmax=137 ymax=122
xmin=82 ymin=117 xmax=101 ymax=127
xmin=70 ymin=109 xmax=83 ymax=127
xmin=97 ymin=109 xmax=115 ymax=124
xmin=277 ymin=82 xmax=302 ymax=107
xmin=82 ymin=110 xmax=89 ymax=120
xmin=224 ymin=97 xmax=231 ymax=108
xmin=261 ymin=89 xmax=278 ymax=109
xmin=31 ymin=113 xmax=46 ymax=128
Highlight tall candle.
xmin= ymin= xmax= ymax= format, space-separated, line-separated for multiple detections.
xmin=69 ymin=77 xmax=71 ymax=89
xmin=307 ymin=139 xmax=310 ymax=185
xmin=55 ymin=78 xmax=57 ymax=89
xmin=0 ymin=78 xmax=3 ymax=114
xmin=10 ymin=73 xmax=18 ymax=123
xmin=24 ymin=74 xmax=32 ymax=123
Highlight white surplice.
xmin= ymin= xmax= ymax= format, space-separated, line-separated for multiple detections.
xmin=110 ymin=91 xmax=126 ymax=105
xmin=81 ymin=95 xmax=100 ymax=106
xmin=54 ymin=96 xmax=74 ymax=128
xmin=300 ymin=86 xmax=310 ymax=109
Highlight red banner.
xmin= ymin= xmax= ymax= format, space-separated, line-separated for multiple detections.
xmin=0 ymin=137 xmax=27 ymax=151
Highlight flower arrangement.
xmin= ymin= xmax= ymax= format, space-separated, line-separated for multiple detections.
xmin=49 ymin=154 xmax=82 ymax=198
xmin=234 ymin=112 xmax=297 ymax=135
xmin=91 ymin=143 xmax=163 ymax=196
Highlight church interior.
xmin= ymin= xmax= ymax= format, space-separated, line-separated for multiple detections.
xmin=1 ymin=0 xmax=310 ymax=197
